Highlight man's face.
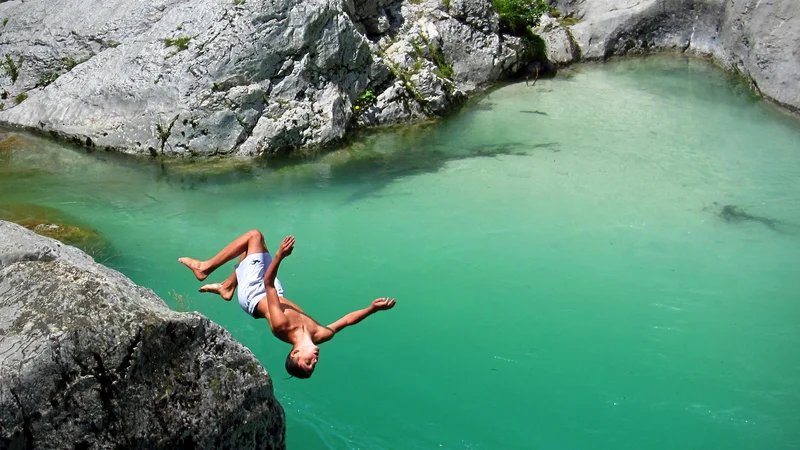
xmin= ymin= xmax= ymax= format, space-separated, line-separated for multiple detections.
xmin=296 ymin=346 xmax=319 ymax=372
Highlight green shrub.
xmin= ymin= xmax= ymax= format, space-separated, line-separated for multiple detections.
xmin=354 ymin=89 xmax=378 ymax=113
xmin=434 ymin=64 xmax=454 ymax=80
xmin=523 ymin=32 xmax=547 ymax=60
xmin=62 ymin=56 xmax=90 ymax=71
xmin=491 ymin=0 xmax=550 ymax=35
xmin=63 ymin=56 xmax=77 ymax=70
xmin=2 ymin=54 xmax=22 ymax=83
xmin=418 ymin=33 xmax=454 ymax=80
xmin=558 ymin=15 xmax=580 ymax=26
xmin=14 ymin=92 xmax=26 ymax=104
xmin=37 ymin=72 xmax=59 ymax=88
xmin=164 ymin=36 xmax=191 ymax=51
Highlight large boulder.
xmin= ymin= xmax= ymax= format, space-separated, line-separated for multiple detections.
xmin=0 ymin=221 xmax=285 ymax=449
xmin=533 ymin=15 xmax=580 ymax=67
xmin=548 ymin=0 xmax=800 ymax=112
xmin=0 ymin=0 xmax=530 ymax=157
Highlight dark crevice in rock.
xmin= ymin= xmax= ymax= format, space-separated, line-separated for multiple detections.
xmin=117 ymin=326 xmax=143 ymax=376
xmin=9 ymin=388 xmax=34 ymax=450
xmin=91 ymin=352 xmax=119 ymax=431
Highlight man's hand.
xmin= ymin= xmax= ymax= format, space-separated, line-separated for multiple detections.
xmin=275 ymin=235 xmax=295 ymax=258
xmin=371 ymin=297 xmax=396 ymax=311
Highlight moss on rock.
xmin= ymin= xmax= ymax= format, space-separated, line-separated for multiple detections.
xmin=0 ymin=134 xmax=25 ymax=153
xmin=0 ymin=203 xmax=111 ymax=258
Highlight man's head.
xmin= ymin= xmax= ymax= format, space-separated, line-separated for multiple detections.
xmin=285 ymin=345 xmax=319 ymax=379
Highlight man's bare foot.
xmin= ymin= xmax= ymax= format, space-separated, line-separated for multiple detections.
xmin=199 ymin=282 xmax=234 ymax=301
xmin=178 ymin=257 xmax=209 ymax=281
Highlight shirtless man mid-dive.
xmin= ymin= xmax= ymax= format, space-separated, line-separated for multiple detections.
xmin=178 ymin=230 xmax=396 ymax=378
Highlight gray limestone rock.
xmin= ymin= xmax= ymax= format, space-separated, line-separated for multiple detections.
xmin=534 ymin=16 xmax=580 ymax=66
xmin=0 ymin=0 xmax=531 ymax=157
xmin=548 ymin=0 xmax=800 ymax=112
xmin=0 ymin=221 xmax=285 ymax=449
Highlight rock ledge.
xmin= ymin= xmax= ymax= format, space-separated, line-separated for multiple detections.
xmin=0 ymin=220 xmax=285 ymax=449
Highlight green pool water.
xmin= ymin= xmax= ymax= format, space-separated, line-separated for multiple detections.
xmin=1 ymin=55 xmax=799 ymax=449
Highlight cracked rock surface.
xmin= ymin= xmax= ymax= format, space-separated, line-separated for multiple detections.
xmin=0 ymin=0 xmax=529 ymax=157
xmin=0 ymin=220 xmax=285 ymax=449
xmin=549 ymin=0 xmax=800 ymax=112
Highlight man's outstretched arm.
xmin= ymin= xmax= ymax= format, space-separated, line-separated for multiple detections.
xmin=322 ymin=298 xmax=396 ymax=340
xmin=262 ymin=236 xmax=294 ymax=331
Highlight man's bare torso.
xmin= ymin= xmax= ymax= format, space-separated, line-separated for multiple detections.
xmin=255 ymin=296 xmax=332 ymax=344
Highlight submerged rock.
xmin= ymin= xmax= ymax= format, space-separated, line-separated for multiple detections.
xmin=0 ymin=134 xmax=26 ymax=154
xmin=0 ymin=0 xmax=530 ymax=157
xmin=0 ymin=220 xmax=285 ymax=449
xmin=0 ymin=203 xmax=110 ymax=260
xmin=547 ymin=0 xmax=800 ymax=112
xmin=704 ymin=203 xmax=798 ymax=234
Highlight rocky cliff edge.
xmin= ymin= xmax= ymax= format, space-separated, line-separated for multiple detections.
xmin=0 ymin=220 xmax=285 ymax=449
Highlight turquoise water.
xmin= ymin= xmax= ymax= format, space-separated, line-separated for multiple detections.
xmin=1 ymin=56 xmax=800 ymax=449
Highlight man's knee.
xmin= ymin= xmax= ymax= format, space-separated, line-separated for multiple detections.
xmin=246 ymin=229 xmax=264 ymax=242
xmin=245 ymin=230 xmax=267 ymax=251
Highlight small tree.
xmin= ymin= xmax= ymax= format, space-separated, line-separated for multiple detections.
xmin=492 ymin=0 xmax=550 ymax=35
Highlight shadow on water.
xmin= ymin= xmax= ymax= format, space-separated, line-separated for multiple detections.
xmin=336 ymin=141 xmax=538 ymax=204
xmin=249 ymin=123 xmax=561 ymax=203
xmin=705 ymin=203 xmax=800 ymax=235
xmin=2 ymin=114 xmax=561 ymax=205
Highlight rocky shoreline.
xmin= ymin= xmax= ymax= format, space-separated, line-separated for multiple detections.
xmin=0 ymin=0 xmax=530 ymax=158
xmin=0 ymin=0 xmax=796 ymax=158
xmin=546 ymin=0 xmax=800 ymax=113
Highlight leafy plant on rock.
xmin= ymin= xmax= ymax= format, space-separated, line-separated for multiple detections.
xmin=2 ymin=53 xmax=23 ymax=83
xmin=492 ymin=0 xmax=550 ymax=35
xmin=164 ymin=36 xmax=192 ymax=51
xmin=418 ymin=33 xmax=453 ymax=80
xmin=62 ymin=55 xmax=91 ymax=71
xmin=492 ymin=0 xmax=553 ymax=61
xmin=353 ymin=89 xmax=378 ymax=114
xmin=37 ymin=72 xmax=59 ymax=88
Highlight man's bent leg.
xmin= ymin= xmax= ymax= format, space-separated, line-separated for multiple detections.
xmin=198 ymin=252 xmax=245 ymax=300
xmin=179 ymin=230 xmax=269 ymax=281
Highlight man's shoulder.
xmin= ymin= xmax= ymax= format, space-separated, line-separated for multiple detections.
xmin=312 ymin=325 xmax=335 ymax=344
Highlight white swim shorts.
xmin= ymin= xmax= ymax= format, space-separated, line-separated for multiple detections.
xmin=235 ymin=252 xmax=284 ymax=317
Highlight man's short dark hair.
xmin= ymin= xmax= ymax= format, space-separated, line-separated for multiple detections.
xmin=285 ymin=353 xmax=313 ymax=379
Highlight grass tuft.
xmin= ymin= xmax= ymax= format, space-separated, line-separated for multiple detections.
xmin=164 ymin=36 xmax=192 ymax=51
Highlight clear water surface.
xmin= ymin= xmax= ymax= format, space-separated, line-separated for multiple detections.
xmin=1 ymin=56 xmax=799 ymax=449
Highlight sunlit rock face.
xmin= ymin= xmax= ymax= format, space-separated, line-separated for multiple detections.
xmin=549 ymin=0 xmax=800 ymax=111
xmin=0 ymin=0 xmax=530 ymax=157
